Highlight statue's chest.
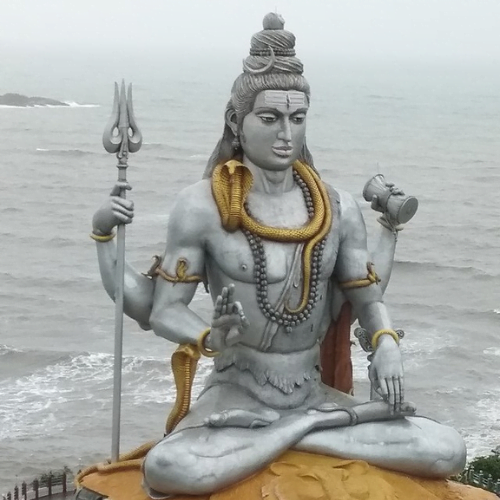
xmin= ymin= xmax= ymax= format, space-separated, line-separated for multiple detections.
xmin=207 ymin=192 xmax=339 ymax=284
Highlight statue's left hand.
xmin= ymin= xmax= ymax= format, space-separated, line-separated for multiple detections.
xmin=368 ymin=336 xmax=404 ymax=414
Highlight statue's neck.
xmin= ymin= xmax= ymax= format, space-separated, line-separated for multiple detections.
xmin=243 ymin=155 xmax=294 ymax=194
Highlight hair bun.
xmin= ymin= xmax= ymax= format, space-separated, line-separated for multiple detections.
xmin=263 ymin=12 xmax=285 ymax=30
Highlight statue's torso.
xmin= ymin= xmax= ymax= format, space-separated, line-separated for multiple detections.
xmin=203 ymin=181 xmax=341 ymax=355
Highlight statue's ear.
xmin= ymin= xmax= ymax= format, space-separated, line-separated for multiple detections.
xmin=224 ymin=108 xmax=238 ymax=136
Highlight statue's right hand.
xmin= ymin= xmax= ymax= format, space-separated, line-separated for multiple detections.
xmin=206 ymin=284 xmax=250 ymax=352
xmin=92 ymin=182 xmax=134 ymax=235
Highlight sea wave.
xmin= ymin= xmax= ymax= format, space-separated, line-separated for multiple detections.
xmin=394 ymin=259 xmax=499 ymax=279
xmin=0 ymin=349 xmax=212 ymax=440
xmin=64 ymin=101 xmax=100 ymax=108
xmin=366 ymin=94 xmax=404 ymax=101
xmin=0 ymin=102 xmax=99 ymax=109
xmin=35 ymin=148 xmax=98 ymax=157
xmin=0 ymin=344 xmax=22 ymax=355
xmin=388 ymin=300 xmax=500 ymax=320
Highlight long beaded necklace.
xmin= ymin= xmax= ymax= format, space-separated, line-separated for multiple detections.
xmin=243 ymin=169 xmax=327 ymax=333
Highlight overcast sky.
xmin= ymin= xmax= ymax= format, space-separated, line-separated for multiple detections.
xmin=2 ymin=0 xmax=500 ymax=61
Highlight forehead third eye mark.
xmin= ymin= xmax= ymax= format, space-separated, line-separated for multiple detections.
xmin=263 ymin=91 xmax=306 ymax=108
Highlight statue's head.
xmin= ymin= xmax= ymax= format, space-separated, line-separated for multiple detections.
xmin=204 ymin=13 xmax=314 ymax=177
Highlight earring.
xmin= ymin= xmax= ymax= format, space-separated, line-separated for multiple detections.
xmin=232 ymin=135 xmax=241 ymax=150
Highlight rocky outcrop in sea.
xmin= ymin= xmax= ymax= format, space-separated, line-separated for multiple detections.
xmin=0 ymin=93 xmax=68 ymax=107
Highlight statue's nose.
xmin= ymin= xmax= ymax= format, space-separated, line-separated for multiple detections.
xmin=277 ymin=118 xmax=292 ymax=142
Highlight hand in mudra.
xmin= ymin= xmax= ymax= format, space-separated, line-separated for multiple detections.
xmin=92 ymin=182 xmax=134 ymax=235
xmin=207 ymin=284 xmax=250 ymax=352
xmin=369 ymin=336 xmax=405 ymax=414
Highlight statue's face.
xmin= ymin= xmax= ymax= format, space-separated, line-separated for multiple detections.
xmin=240 ymin=90 xmax=308 ymax=171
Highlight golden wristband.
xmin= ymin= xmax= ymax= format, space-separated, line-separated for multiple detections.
xmin=197 ymin=328 xmax=219 ymax=357
xmin=371 ymin=329 xmax=400 ymax=350
xmin=90 ymin=231 xmax=116 ymax=242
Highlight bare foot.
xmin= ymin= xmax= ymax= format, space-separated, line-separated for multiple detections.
xmin=205 ymin=408 xmax=280 ymax=429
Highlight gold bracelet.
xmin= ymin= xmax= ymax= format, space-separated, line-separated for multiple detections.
xmin=197 ymin=327 xmax=219 ymax=357
xmin=90 ymin=231 xmax=116 ymax=242
xmin=371 ymin=329 xmax=400 ymax=350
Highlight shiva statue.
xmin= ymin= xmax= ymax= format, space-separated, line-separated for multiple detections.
xmin=90 ymin=13 xmax=466 ymax=498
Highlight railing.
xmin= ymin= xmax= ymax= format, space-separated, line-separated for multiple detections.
xmin=2 ymin=472 xmax=75 ymax=500
xmin=454 ymin=466 xmax=500 ymax=496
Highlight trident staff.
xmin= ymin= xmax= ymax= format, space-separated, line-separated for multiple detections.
xmin=102 ymin=81 xmax=142 ymax=462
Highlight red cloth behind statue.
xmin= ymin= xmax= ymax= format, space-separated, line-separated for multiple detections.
xmin=320 ymin=301 xmax=353 ymax=394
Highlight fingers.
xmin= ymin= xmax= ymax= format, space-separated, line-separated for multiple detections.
xmin=110 ymin=182 xmax=132 ymax=196
xmin=226 ymin=283 xmax=235 ymax=306
xmin=398 ymin=377 xmax=404 ymax=406
xmin=111 ymin=200 xmax=134 ymax=218
xmin=213 ymin=295 xmax=223 ymax=320
xmin=220 ymin=286 xmax=229 ymax=315
xmin=234 ymin=301 xmax=250 ymax=328
xmin=375 ymin=376 xmax=404 ymax=414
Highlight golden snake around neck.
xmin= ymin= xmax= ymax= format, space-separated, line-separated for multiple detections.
xmin=211 ymin=159 xmax=332 ymax=314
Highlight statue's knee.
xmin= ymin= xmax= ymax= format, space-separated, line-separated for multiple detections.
xmin=143 ymin=444 xmax=178 ymax=491
xmin=143 ymin=438 xmax=220 ymax=495
xmin=423 ymin=426 xmax=467 ymax=477
xmin=434 ymin=427 xmax=467 ymax=476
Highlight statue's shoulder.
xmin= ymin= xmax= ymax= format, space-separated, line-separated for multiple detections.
xmin=168 ymin=179 xmax=219 ymax=236
xmin=322 ymin=182 xmax=364 ymax=234
xmin=322 ymin=182 xmax=359 ymax=218
xmin=175 ymin=178 xmax=214 ymax=207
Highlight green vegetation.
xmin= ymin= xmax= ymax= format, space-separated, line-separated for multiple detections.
xmin=469 ymin=452 xmax=500 ymax=482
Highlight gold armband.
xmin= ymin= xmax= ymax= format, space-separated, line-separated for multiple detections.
xmin=90 ymin=231 xmax=116 ymax=242
xmin=154 ymin=257 xmax=203 ymax=284
xmin=371 ymin=329 xmax=400 ymax=349
xmin=197 ymin=327 xmax=219 ymax=357
xmin=339 ymin=263 xmax=380 ymax=290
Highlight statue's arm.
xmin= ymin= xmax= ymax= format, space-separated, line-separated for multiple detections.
xmin=94 ymin=239 xmax=155 ymax=330
xmin=334 ymin=191 xmax=404 ymax=406
xmin=149 ymin=184 xmax=211 ymax=345
xmin=334 ymin=190 xmax=393 ymax=335
xmin=92 ymin=182 xmax=154 ymax=330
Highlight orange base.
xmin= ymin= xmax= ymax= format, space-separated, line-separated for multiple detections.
xmin=80 ymin=450 xmax=496 ymax=500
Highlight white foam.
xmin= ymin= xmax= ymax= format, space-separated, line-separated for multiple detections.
xmin=64 ymin=101 xmax=100 ymax=108
xmin=484 ymin=347 xmax=500 ymax=356
xmin=0 ymin=350 xmax=176 ymax=440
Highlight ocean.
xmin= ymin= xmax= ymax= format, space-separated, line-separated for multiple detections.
xmin=1 ymin=49 xmax=499 ymax=491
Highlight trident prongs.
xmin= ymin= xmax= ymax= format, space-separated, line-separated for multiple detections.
xmin=102 ymin=80 xmax=142 ymax=163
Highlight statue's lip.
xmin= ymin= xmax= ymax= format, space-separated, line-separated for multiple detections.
xmin=272 ymin=146 xmax=293 ymax=156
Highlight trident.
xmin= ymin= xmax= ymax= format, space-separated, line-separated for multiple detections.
xmin=102 ymin=81 xmax=142 ymax=462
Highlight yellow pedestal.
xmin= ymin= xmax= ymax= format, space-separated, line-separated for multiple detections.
xmin=78 ymin=450 xmax=497 ymax=500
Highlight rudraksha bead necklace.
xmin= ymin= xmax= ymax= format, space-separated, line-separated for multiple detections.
xmin=243 ymin=170 xmax=326 ymax=333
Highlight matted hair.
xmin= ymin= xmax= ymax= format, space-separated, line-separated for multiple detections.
xmin=203 ymin=14 xmax=315 ymax=178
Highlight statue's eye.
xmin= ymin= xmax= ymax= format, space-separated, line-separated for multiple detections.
xmin=258 ymin=114 xmax=278 ymax=124
xmin=291 ymin=113 xmax=306 ymax=124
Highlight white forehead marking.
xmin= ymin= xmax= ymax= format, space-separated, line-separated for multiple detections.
xmin=263 ymin=90 xmax=306 ymax=107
